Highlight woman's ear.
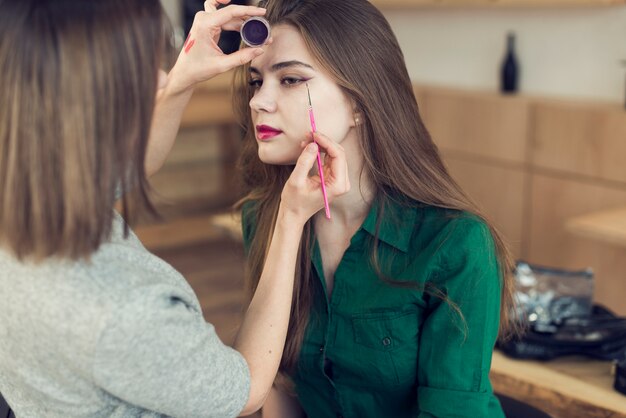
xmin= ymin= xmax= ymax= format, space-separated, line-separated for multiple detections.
xmin=350 ymin=98 xmax=363 ymax=127
xmin=353 ymin=112 xmax=363 ymax=126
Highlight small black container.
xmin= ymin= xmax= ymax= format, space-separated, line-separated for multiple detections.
xmin=240 ymin=17 xmax=271 ymax=47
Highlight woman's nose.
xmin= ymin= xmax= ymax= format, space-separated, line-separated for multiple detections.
xmin=249 ymin=86 xmax=277 ymax=113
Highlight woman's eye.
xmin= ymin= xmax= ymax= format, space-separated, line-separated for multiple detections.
xmin=248 ymin=79 xmax=262 ymax=88
xmin=282 ymin=77 xmax=304 ymax=86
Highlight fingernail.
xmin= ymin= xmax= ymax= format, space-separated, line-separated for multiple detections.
xmin=254 ymin=48 xmax=264 ymax=55
xmin=307 ymin=143 xmax=318 ymax=153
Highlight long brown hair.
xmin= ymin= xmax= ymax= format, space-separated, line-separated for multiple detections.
xmin=0 ymin=0 xmax=164 ymax=261
xmin=234 ymin=0 xmax=517 ymax=373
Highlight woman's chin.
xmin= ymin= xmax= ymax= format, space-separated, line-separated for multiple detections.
xmin=257 ymin=150 xmax=298 ymax=166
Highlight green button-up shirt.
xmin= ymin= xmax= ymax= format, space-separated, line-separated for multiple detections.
xmin=242 ymin=196 xmax=505 ymax=418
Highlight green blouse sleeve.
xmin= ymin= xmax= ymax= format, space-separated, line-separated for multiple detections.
xmin=416 ymin=217 xmax=503 ymax=418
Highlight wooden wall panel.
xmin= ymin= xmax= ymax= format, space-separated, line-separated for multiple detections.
xmin=531 ymin=101 xmax=626 ymax=184
xmin=419 ymin=85 xmax=531 ymax=164
xmin=443 ymin=155 xmax=527 ymax=258
xmin=528 ymin=174 xmax=626 ymax=315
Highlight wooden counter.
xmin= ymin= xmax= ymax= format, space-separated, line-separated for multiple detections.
xmin=566 ymin=207 xmax=626 ymax=248
xmin=491 ymin=351 xmax=626 ymax=418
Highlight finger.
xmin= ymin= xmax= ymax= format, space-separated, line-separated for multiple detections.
xmin=204 ymin=0 xmax=217 ymax=12
xmin=217 ymin=47 xmax=264 ymax=72
xmin=204 ymin=0 xmax=230 ymax=12
xmin=312 ymin=132 xmax=343 ymax=159
xmin=313 ymin=132 xmax=347 ymax=192
xmin=220 ymin=17 xmax=246 ymax=32
xmin=207 ymin=5 xmax=266 ymax=28
xmin=290 ymin=143 xmax=320 ymax=186
xmin=323 ymin=148 xmax=348 ymax=190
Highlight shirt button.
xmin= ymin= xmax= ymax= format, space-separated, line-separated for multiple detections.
xmin=382 ymin=337 xmax=392 ymax=346
xmin=319 ymin=346 xmax=324 ymax=353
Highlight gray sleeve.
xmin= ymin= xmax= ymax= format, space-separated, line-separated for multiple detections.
xmin=93 ymin=284 xmax=250 ymax=418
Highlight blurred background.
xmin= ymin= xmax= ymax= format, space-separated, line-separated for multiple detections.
xmin=124 ymin=2 xmax=626 ymax=416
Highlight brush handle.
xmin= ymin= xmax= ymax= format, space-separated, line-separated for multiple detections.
xmin=309 ymin=108 xmax=330 ymax=219
xmin=315 ymin=144 xmax=331 ymax=219
xmin=308 ymin=108 xmax=317 ymax=132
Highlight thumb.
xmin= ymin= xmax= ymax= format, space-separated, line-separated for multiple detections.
xmin=290 ymin=143 xmax=319 ymax=186
xmin=219 ymin=48 xmax=264 ymax=72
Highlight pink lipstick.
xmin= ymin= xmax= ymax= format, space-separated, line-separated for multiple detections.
xmin=256 ymin=124 xmax=283 ymax=141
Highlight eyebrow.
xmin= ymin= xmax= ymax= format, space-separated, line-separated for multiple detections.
xmin=249 ymin=60 xmax=314 ymax=74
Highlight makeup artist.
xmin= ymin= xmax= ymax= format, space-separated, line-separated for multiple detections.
xmin=235 ymin=0 xmax=518 ymax=417
xmin=0 ymin=0 xmax=348 ymax=417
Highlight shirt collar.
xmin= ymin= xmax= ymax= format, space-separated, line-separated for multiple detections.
xmin=361 ymin=194 xmax=418 ymax=253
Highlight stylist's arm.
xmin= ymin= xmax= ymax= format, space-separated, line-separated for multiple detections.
xmin=145 ymin=0 xmax=266 ymax=177
xmin=237 ymin=135 xmax=350 ymax=415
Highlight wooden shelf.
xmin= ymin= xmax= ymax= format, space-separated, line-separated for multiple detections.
xmin=566 ymin=207 xmax=626 ymax=248
xmin=370 ymin=0 xmax=626 ymax=8
xmin=491 ymin=351 xmax=626 ymax=418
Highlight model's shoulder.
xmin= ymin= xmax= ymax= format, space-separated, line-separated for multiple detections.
xmin=418 ymin=205 xmax=489 ymax=238
xmin=398 ymin=202 xmax=494 ymax=262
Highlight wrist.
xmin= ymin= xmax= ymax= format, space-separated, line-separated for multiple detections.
xmin=276 ymin=204 xmax=307 ymax=231
xmin=162 ymin=65 xmax=196 ymax=98
xmin=156 ymin=78 xmax=194 ymax=114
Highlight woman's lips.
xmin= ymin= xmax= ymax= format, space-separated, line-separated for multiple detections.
xmin=256 ymin=125 xmax=283 ymax=141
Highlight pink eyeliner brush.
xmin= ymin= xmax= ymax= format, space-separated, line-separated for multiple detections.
xmin=306 ymin=83 xmax=331 ymax=220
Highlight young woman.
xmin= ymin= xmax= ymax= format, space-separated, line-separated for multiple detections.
xmin=0 ymin=1 xmax=348 ymax=417
xmin=234 ymin=0 xmax=517 ymax=416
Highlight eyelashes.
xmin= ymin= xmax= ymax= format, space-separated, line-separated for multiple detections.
xmin=248 ymin=76 xmax=311 ymax=89
xmin=282 ymin=77 xmax=307 ymax=87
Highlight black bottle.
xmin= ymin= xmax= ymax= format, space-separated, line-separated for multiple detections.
xmin=500 ymin=32 xmax=519 ymax=94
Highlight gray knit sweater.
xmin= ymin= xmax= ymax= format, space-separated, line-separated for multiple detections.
xmin=0 ymin=212 xmax=250 ymax=418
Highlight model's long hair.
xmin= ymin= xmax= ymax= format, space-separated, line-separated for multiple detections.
xmin=234 ymin=0 xmax=517 ymax=373
xmin=0 ymin=0 xmax=165 ymax=260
